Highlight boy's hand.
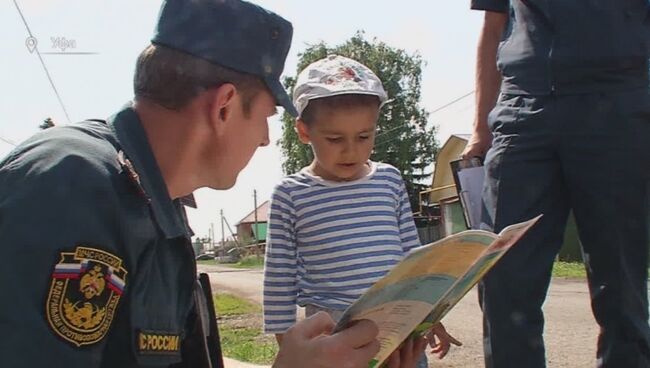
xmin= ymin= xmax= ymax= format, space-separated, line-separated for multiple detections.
xmin=386 ymin=335 xmax=428 ymax=368
xmin=426 ymin=322 xmax=462 ymax=359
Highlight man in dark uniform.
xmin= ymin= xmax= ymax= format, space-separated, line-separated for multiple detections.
xmin=463 ymin=1 xmax=650 ymax=367
xmin=0 ymin=1 xmax=381 ymax=367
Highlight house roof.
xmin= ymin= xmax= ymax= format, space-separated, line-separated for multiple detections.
xmin=451 ymin=134 xmax=471 ymax=141
xmin=428 ymin=134 xmax=470 ymax=203
xmin=236 ymin=200 xmax=270 ymax=225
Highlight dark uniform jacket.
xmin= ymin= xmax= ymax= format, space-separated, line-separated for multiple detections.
xmin=472 ymin=0 xmax=650 ymax=94
xmin=0 ymin=103 xmax=202 ymax=367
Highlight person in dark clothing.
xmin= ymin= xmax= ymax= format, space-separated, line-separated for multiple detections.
xmin=465 ymin=1 xmax=650 ymax=367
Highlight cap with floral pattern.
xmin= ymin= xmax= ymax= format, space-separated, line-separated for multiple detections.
xmin=292 ymin=55 xmax=388 ymax=117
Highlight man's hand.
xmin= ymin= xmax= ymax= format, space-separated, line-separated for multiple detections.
xmin=461 ymin=125 xmax=492 ymax=160
xmin=273 ymin=312 xmax=380 ymax=368
xmin=426 ymin=322 xmax=462 ymax=359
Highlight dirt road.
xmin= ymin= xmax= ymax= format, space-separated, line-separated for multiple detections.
xmin=199 ymin=264 xmax=599 ymax=367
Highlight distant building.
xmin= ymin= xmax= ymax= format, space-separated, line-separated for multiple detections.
xmin=235 ymin=200 xmax=270 ymax=246
xmin=416 ymin=134 xmax=471 ymax=241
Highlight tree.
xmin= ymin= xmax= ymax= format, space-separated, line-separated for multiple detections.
xmin=278 ymin=32 xmax=439 ymax=211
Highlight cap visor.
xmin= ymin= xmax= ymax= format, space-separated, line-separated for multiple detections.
xmin=265 ymin=77 xmax=298 ymax=117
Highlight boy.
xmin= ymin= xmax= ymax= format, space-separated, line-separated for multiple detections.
xmin=263 ymin=55 xmax=461 ymax=367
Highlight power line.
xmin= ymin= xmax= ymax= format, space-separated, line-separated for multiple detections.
xmin=0 ymin=136 xmax=17 ymax=147
xmin=375 ymin=120 xmax=409 ymax=140
xmin=13 ymin=0 xmax=72 ymax=124
xmin=374 ymin=90 xmax=475 ymax=147
xmin=429 ymin=90 xmax=474 ymax=115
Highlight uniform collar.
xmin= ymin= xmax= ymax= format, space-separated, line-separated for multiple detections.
xmin=108 ymin=102 xmax=192 ymax=239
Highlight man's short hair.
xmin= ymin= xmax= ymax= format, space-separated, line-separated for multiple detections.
xmin=299 ymin=94 xmax=381 ymax=125
xmin=134 ymin=44 xmax=266 ymax=114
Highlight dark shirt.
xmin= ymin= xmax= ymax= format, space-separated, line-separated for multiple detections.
xmin=472 ymin=0 xmax=650 ymax=94
xmin=0 ymin=103 xmax=197 ymax=367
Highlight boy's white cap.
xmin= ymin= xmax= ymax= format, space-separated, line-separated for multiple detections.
xmin=292 ymin=54 xmax=388 ymax=117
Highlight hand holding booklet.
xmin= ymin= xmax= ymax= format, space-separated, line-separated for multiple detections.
xmin=333 ymin=216 xmax=542 ymax=368
xmin=450 ymin=158 xmax=485 ymax=230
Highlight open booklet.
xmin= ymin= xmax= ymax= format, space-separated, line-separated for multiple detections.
xmin=333 ymin=215 xmax=541 ymax=368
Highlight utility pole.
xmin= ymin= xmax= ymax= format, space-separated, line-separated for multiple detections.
xmin=210 ymin=222 xmax=215 ymax=252
xmin=208 ymin=227 xmax=213 ymax=254
xmin=220 ymin=209 xmax=225 ymax=257
xmin=222 ymin=217 xmax=240 ymax=246
xmin=253 ymin=189 xmax=260 ymax=258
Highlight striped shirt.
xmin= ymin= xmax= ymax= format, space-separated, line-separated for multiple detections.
xmin=263 ymin=161 xmax=421 ymax=333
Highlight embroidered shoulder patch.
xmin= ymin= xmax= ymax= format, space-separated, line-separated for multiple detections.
xmin=137 ymin=330 xmax=182 ymax=356
xmin=46 ymin=246 xmax=128 ymax=347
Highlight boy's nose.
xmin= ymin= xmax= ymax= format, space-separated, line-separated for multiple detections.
xmin=342 ymin=140 xmax=357 ymax=155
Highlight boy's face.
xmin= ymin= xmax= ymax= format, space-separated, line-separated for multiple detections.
xmin=297 ymin=104 xmax=378 ymax=181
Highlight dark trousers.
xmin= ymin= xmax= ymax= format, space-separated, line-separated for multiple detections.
xmin=480 ymin=89 xmax=650 ymax=368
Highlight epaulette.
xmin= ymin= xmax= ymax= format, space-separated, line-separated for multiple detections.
xmin=117 ymin=150 xmax=149 ymax=202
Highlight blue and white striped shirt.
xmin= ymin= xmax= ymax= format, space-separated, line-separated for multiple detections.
xmin=263 ymin=161 xmax=421 ymax=333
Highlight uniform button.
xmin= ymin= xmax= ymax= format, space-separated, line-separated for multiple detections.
xmin=271 ymin=29 xmax=280 ymax=40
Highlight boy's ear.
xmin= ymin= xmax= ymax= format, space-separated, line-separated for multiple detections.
xmin=208 ymin=83 xmax=237 ymax=134
xmin=295 ymin=119 xmax=311 ymax=144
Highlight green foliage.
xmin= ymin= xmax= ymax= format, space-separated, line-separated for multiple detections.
xmin=278 ymin=31 xmax=439 ymax=209
xmin=213 ymin=293 xmax=277 ymax=364
xmin=214 ymin=293 xmax=260 ymax=316
xmin=232 ymin=255 xmax=265 ymax=269
xmin=219 ymin=327 xmax=278 ymax=365
xmin=552 ymin=262 xmax=586 ymax=279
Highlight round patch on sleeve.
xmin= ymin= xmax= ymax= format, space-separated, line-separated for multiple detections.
xmin=46 ymin=246 xmax=128 ymax=347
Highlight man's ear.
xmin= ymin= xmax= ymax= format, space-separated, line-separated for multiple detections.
xmin=295 ymin=119 xmax=311 ymax=144
xmin=208 ymin=83 xmax=237 ymax=134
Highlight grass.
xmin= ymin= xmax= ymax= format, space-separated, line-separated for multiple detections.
xmin=552 ymin=261 xmax=587 ymax=279
xmin=231 ymin=255 xmax=265 ymax=269
xmin=214 ymin=292 xmax=277 ymax=365
xmin=214 ymin=293 xmax=260 ymax=316
xmin=219 ymin=326 xmax=278 ymax=365
xmin=551 ymin=261 xmax=650 ymax=280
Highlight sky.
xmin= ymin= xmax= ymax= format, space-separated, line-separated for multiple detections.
xmin=0 ymin=0 xmax=484 ymax=240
